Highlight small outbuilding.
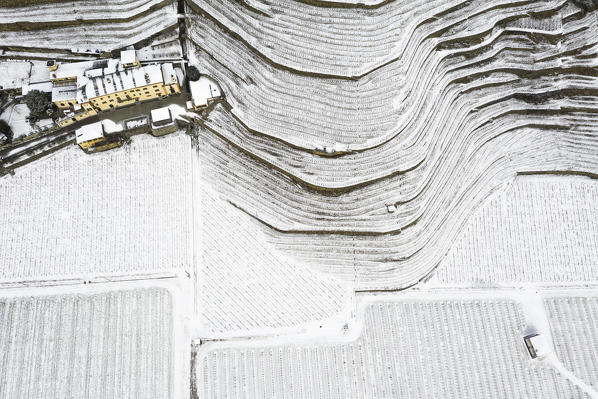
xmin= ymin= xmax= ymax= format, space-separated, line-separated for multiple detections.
xmin=187 ymin=76 xmax=221 ymax=111
xmin=75 ymin=121 xmax=105 ymax=150
xmin=151 ymin=106 xmax=172 ymax=126
xmin=524 ymin=334 xmax=551 ymax=359
xmin=76 ymin=121 xmax=123 ymax=152
xmin=121 ymin=50 xmax=141 ymax=69
xmin=150 ymin=106 xmax=177 ymax=136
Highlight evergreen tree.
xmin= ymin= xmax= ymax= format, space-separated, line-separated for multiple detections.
xmin=0 ymin=119 xmax=12 ymax=143
xmin=23 ymin=90 xmax=52 ymax=121
xmin=187 ymin=66 xmax=201 ymax=81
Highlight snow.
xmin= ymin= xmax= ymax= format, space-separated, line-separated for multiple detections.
xmin=431 ymin=175 xmax=598 ymax=286
xmin=1 ymin=103 xmax=31 ymax=139
xmin=141 ymin=64 xmax=164 ymax=85
xmin=545 ymin=295 xmax=598 ymax=395
xmin=196 ymin=291 xmax=590 ymax=399
xmin=28 ymin=61 xmax=52 ymax=83
xmin=183 ymin=0 xmax=598 ymax=293
xmin=51 ymin=60 xmax=97 ymax=81
xmin=52 ymin=85 xmax=77 ymax=102
xmin=0 ymin=132 xmax=193 ymax=282
xmin=0 ymin=0 xmax=175 ymax=25
xmin=77 ymin=63 xmax=166 ymax=104
xmin=189 ymin=76 xmax=220 ymax=108
xmin=548 ymin=359 xmax=598 ymax=399
xmin=21 ymin=81 xmax=52 ymax=95
xmin=0 ymin=61 xmax=31 ymax=90
xmin=161 ymin=63 xmax=178 ymax=85
xmin=168 ymin=104 xmax=193 ymax=121
xmin=36 ymin=118 xmax=54 ymax=130
xmin=84 ymin=59 xmax=119 ymax=79
xmin=75 ymin=121 xmax=104 ymax=144
xmin=194 ymin=185 xmax=353 ymax=338
xmin=100 ymin=119 xmax=122 ymax=134
xmin=2 ymin=1 xmax=598 ymax=397
xmin=527 ymin=334 xmax=552 ymax=358
xmin=0 ymin=2 xmax=178 ymax=53
xmin=0 ymin=279 xmax=187 ymax=399
xmin=0 ymin=122 xmax=356 ymax=342
xmin=151 ymin=106 xmax=172 ymax=124
xmin=120 ymin=49 xmax=137 ymax=65
xmin=135 ymin=28 xmax=183 ymax=62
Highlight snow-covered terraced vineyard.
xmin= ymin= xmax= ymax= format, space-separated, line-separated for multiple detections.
xmin=0 ymin=284 xmax=179 ymax=399
xmin=0 ymin=0 xmax=173 ymax=25
xmin=188 ymin=0 xmax=598 ymax=290
xmin=1 ymin=0 xmax=598 ymax=397
xmin=196 ymin=295 xmax=587 ymax=399
xmin=0 ymin=133 xmax=192 ymax=282
xmin=0 ymin=0 xmax=177 ymax=52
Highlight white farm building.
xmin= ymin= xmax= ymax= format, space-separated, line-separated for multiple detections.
xmin=187 ymin=75 xmax=221 ymax=111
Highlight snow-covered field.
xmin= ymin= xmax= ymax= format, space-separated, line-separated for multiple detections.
xmin=545 ymin=294 xmax=598 ymax=391
xmin=195 ymin=184 xmax=353 ymax=338
xmin=431 ymin=175 xmax=598 ymax=286
xmin=0 ymin=132 xmax=193 ymax=282
xmin=188 ymin=0 xmax=598 ymax=290
xmin=0 ymin=280 xmax=189 ymax=399
xmin=0 ymin=0 xmax=174 ymax=25
xmin=0 ymin=61 xmax=31 ymax=90
xmin=0 ymin=3 xmax=178 ymax=52
xmin=184 ymin=2 xmax=598 ymax=396
xmin=196 ymin=292 xmax=592 ymax=399
xmin=136 ymin=28 xmax=183 ymax=62
xmin=0 ymin=128 xmax=356 ymax=338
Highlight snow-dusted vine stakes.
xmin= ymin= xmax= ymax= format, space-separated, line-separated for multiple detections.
xmin=0 ymin=0 xmax=597 ymax=398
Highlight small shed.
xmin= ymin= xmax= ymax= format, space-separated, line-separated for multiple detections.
xmin=161 ymin=63 xmax=178 ymax=86
xmin=150 ymin=107 xmax=173 ymax=127
xmin=121 ymin=50 xmax=140 ymax=69
xmin=524 ymin=334 xmax=551 ymax=359
xmin=188 ymin=76 xmax=221 ymax=110
xmin=75 ymin=121 xmax=105 ymax=150
xmin=150 ymin=106 xmax=177 ymax=136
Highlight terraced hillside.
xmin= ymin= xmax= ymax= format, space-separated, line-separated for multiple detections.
xmin=189 ymin=0 xmax=598 ymax=290
xmin=0 ymin=0 xmax=172 ymax=25
xmin=0 ymin=1 xmax=597 ymax=397
xmin=0 ymin=0 xmax=178 ymax=54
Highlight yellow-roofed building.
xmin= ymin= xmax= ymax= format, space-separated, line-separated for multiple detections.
xmin=49 ymin=50 xmax=181 ymax=123
xmin=75 ymin=121 xmax=105 ymax=150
